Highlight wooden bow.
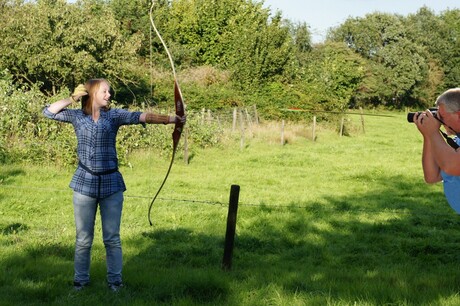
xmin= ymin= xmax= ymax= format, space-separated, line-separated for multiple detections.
xmin=148 ymin=0 xmax=185 ymax=226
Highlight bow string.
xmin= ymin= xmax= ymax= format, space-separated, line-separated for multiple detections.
xmin=148 ymin=0 xmax=186 ymax=226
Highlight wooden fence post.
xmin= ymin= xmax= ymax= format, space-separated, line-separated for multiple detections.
xmin=359 ymin=107 xmax=365 ymax=134
xmin=201 ymin=108 xmax=205 ymax=125
xmin=232 ymin=108 xmax=237 ymax=132
xmin=201 ymin=108 xmax=206 ymax=125
xmin=339 ymin=117 xmax=344 ymax=137
xmin=245 ymin=108 xmax=253 ymax=127
xmin=222 ymin=185 xmax=240 ymax=271
xmin=239 ymin=108 xmax=245 ymax=149
xmin=312 ymin=116 xmax=316 ymax=141
xmin=281 ymin=120 xmax=285 ymax=145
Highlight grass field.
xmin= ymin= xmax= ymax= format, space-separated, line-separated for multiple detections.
xmin=1 ymin=111 xmax=460 ymax=305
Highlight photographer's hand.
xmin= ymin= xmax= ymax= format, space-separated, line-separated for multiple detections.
xmin=414 ymin=110 xmax=441 ymax=137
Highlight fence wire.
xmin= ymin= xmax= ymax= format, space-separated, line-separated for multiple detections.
xmin=0 ymin=184 xmax=226 ymax=205
xmin=0 ymin=183 xmax=455 ymax=217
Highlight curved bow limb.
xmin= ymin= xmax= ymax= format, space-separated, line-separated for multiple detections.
xmin=148 ymin=0 xmax=186 ymax=226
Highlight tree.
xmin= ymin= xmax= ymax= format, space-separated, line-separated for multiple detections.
xmin=281 ymin=21 xmax=312 ymax=84
xmin=0 ymin=0 xmax=143 ymax=95
xmin=439 ymin=9 xmax=460 ymax=89
xmin=329 ymin=12 xmax=429 ymax=108
xmin=223 ymin=8 xmax=293 ymax=88
xmin=404 ymin=7 xmax=447 ymax=104
xmin=109 ymin=0 xmax=151 ymax=57
xmin=150 ymin=0 xmax=294 ymax=88
xmin=297 ymin=42 xmax=366 ymax=111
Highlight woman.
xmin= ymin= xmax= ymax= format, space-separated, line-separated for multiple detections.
xmin=43 ymin=78 xmax=185 ymax=291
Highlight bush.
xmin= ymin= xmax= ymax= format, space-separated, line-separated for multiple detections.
xmin=0 ymin=70 xmax=223 ymax=166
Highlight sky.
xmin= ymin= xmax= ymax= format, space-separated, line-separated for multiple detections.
xmin=262 ymin=0 xmax=459 ymax=43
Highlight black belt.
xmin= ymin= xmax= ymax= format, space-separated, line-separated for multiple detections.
xmin=78 ymin=161 xmax=119 ymax=199
xmin=78 ymin=161 xmax=118 ymax=175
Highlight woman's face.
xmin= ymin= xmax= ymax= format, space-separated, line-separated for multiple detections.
xmin=93 ymin=81 xmax=111 ymax=109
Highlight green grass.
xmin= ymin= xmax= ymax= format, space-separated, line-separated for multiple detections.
xmin=1 ymin=112 xmax=460 ymax=305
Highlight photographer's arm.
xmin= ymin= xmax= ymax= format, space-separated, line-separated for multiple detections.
xmin=429 ymin=132 xmax=460 ymax=176
xmin=421 ymin=136 xmax=442 ymax=183
xmin=415 ymin=113 xmax=442 ymax=183
xmin=416 ymin=111 xmax=460 ymax=176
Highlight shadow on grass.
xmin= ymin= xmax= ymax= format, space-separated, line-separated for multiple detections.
xmin=124 ymin=173 xmax=460 ymax=304
xmin=1 ymin=222 xmax=29 ymax=235
xmin=0 ymin=167 xmax=25 ymax=182
xmin=0 ymin=241 xmax=75 ymax=304
xmin=0 ymin=166 xmax=25 ymax=201
xmin=122 ymin=228 xmax=230 ymax=304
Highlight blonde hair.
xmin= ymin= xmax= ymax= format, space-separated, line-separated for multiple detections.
xmin=81 ymin=78 xmax=111 ymax=115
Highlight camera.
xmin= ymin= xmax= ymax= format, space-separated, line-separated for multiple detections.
xmin=407 ymin=108 xmax=438 ymax=123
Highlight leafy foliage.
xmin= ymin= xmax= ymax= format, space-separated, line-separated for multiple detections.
xmin=298 ymin=42 xmax=366 ymax=111
xmin=328 ymin=13 xmax=430 ymax=107
xmin=153 ymin=0 xmax=294 ymax=88
xmin=0 ymin=1 xmax=460 ymax=164
xmin=0 ymin=0 xmax=143 ymax=95
xmin=0 ymin=70 xmax=52 ymax=163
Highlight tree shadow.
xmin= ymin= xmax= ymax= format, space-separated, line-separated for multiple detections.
xmin=123 ymin=173 xmax=460 ymax=304
xmin=123 ymin=228 xmax=230 ymax=304
xmin=1 ymin=222 xmax=29 ymax=235
xmin=0 ymin=166 xmax=26 ymax=203
xmin=0 ymin=241 xmax=75 ymax=304
xmin=0 ymin=167 xmax=25 ymax=182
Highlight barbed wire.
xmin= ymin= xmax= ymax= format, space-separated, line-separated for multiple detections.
xmin=0 ymin=183 xmax=455 ymax=217
xmin=125 ymin=194 xmax=225 ymax=206
xmin=0 ymin=184 xmax=227 ymax=206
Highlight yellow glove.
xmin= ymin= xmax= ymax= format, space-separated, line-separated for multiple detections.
xmin=71 ymin=84 xmax=87 ymax=102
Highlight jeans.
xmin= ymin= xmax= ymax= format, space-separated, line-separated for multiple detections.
xmin=73 ymin=191 xmax=123 ymax=285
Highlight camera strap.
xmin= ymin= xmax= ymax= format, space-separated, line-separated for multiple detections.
xmin=440 ymin=130 xmax=459 ymax=149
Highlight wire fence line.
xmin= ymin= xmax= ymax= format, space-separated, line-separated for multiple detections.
xmin=0 ymin=184 xmax=226 ymax=205
xmin=0 ymin=183 xmax=453 ymax=217
xmin=125 ymin=194 xmax=225 ymax=206
xmin=0 ymin=183 xmax=325 ymax=210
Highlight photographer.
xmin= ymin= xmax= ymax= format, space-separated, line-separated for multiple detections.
xmin=414 ymin=88 xmax=460 ymax=211
xmin=414 ymin=88 xmax=460 ymax=179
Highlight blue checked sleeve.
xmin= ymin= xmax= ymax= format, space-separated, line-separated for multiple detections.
xmin=111 ymin=109 xmax=143 ymax=126
xmin=43 ymin=106 xmax=78 ymax=123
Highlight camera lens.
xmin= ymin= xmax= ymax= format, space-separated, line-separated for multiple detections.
xmin=407 ymin=112 xmax=416 ymax=123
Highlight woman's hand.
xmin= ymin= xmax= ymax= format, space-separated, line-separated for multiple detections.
xmin=71 ymin=84 xmax=88 ymax=102
xmin=170 ymin=114 xmax=186 ymax=124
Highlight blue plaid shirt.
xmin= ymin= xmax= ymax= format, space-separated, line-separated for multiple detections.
xmin=43 ymin=107 xmax=143 ymax=198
